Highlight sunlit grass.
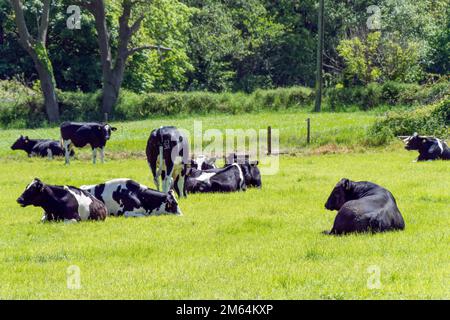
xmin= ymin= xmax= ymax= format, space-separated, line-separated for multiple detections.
xmin=0 ymin=148 xmax=448 ymax=299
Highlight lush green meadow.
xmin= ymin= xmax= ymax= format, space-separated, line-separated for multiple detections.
xmin=0 ymin=110 xmax=448 ymax=299
xmin=0 ymin=109 xmax=377 ymax=159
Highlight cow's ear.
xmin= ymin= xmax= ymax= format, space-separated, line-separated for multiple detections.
xmin=340 ymin=178 xmax=350 ymax=190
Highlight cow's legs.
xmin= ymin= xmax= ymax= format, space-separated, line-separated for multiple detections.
xmin=154 ymin=146 xmax=164 ymax=191
xmin=164 ymin=169 xmax=175 ymax=194
xmin=92 ymin=148 xmax=97 ymax=164
xmin=63 ymin=139 xmax=71 ymax=165
xmin=100 ymin=147 xmax=105 ymax=163
xmin=177 ymin=175 xmax=186 ymax=198
xmin=47 ymin=148 xmax=53 ymax=160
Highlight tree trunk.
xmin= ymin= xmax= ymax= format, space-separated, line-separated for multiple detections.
xmin=102 ymin=78 xmax=120 ymax=115
xmin=35 ymin=61 xmax=59 ymax=123
xmin=314 ymin=0 xmax=325 ymax=113
xmin=9 ymin=0 xmax=59 ymax=123
xmin=80 ymin=0 xmax=171 ymax=117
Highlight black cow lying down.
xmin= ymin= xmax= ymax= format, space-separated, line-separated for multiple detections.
xmin=185 ymin=160 xmax=261 ymax=193
xmin=324 ymin=178 xmax=405 ymax=235
xmin=80 ymin=179 xmax=182 ymax=217
xmin=403 ymin=133 xmax=450 ymax=161
xmin=191 ymin=155 xmax=217 ymax=170
xmin=11 ymin=135 xmax=73 ymax=159
xmin=186 ymin=164 xmax=246 ymax=193
xmin=17 ymin=178 xmax=107 ymax=223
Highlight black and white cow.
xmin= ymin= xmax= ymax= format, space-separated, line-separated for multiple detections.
xmin=60 ymin=121 xmax=117 ymax=164
xmin=224 ymin=153 xmax=262 ymax=188
xmin=146 ymin=126 xmax=189 ymax=197
xmin=324 ymin=178 xmax=405 ymax=235
xmin=80 ymin=179 xmax=183 ymax=217
xmin=17 ymin=178 xmax=107 ymax=223
xmin=191 ymin=155 xmax=217 ymax=170
xmin=11 ymin=135 xmax=73 ymax=159
xmin=403 ymin=133 xmax=450 ymax=161
xmin=185 ymin=164 xmax=246 ymax=193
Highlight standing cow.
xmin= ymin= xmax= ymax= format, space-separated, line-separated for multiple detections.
xmin=324 ymin=178 xmax=405 ymax=235
xmin=146 ymin=126 xmax=190 ymax=197
xmin=60 ymin=121 xmax=117 ymax=164
xmin=11 ymin=135 xmax=73 ymax=159
xmin=17 ymin=178 xmax=107 ymax=223
xmin=80 ymin=178 xmax=183 ymax=217
xmin=403 ymin=133 xmax=450 ymax=161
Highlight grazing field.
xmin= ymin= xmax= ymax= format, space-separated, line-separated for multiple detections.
xmin=0 ymin=110 xmax=448 ymax=299
xmin=0 ymin=109 xmax=377 ymax=158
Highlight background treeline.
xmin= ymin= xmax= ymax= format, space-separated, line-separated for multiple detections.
xmin=0 ymin=0 xmax=449 ymax=129
xmin=1 ymin=0 xmax=448 ymax=92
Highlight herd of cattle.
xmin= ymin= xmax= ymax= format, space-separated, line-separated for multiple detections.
xmin=11 ymin=121 xmax=449 ymax=235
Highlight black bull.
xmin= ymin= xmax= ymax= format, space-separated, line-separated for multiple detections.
xmin=324 ymin=179 xmax=405 ymax=235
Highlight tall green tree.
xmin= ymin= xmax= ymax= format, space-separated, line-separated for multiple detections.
xmin=8 ymin=0 xmax=59 ymax=122
xmin=74 ymin=0 xmax=171 ymax=115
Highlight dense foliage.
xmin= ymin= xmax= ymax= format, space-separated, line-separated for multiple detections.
xmin=0 ymin=80 xmax=313 ymax=128
xmin=368 ymin=98 xmax=450 ymax=146
xmin=1 ymin=0 xmax=448 ymax=93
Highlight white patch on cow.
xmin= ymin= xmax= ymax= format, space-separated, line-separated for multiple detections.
xmin=195 ymin=172 xmax=216 ymax=183
xmin=232 ymin=163 xmax=245 ymax=189
xmin=64 ymin=219 xmax=78 ymax=224
xmin=435 ymin=138 xmax=444 ymax=154
xmin=81 ymin=178 xmax=143 ymax=216
xmin=26 ymin=179 xmax=38 ymax=190
xmin=47 ymin=148 xmax=53 ymax=159
xmin=65 ymin=187 xmax=93 ymax=221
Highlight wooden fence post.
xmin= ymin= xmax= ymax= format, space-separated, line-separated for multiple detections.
xmin=267 ymin=126 xmax=272 ymax=155
xmin=306 ymin=118 xmax=311 ymax=144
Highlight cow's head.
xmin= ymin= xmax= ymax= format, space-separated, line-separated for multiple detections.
xmin=191 ymin=155 xmax=216 ymax=170
xmin=17 ymin=178 xmax=46 ymax=207
xmin=11 ymin=135 xmax=30 ymax=150
xmin=166 ymin=190 xmax=183 ymax=215
xmin=403 ymin=132 xmax=426 ymax=151
xmin=100 ymin=124 xmax=117 ymax=140
xmin=325 ymin=178 xmax=352 ymax=211
xmin=240 ymin=160 xmax=262 ymax=188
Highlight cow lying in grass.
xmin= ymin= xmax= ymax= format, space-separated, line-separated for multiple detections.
xmin=80 ymin=179 xmax=182 ymax=217
xmin=403 ymin=133 xmax=450 ymax=161
xmin=191 ymin=155 xmax=217 ymax=170
xmin=11 ymin=135 xmax=73 ymax=159
xmin=17 ymin=178 xmax=107 ymax=223
xmin=185 ymin=160 xmax=261 ymax=193
xmin=324 ymin=178 xmax=405 ymax=235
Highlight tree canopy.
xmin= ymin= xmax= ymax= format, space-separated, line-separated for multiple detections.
xmin=1 ymin=0 xmax=448 ymax=98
